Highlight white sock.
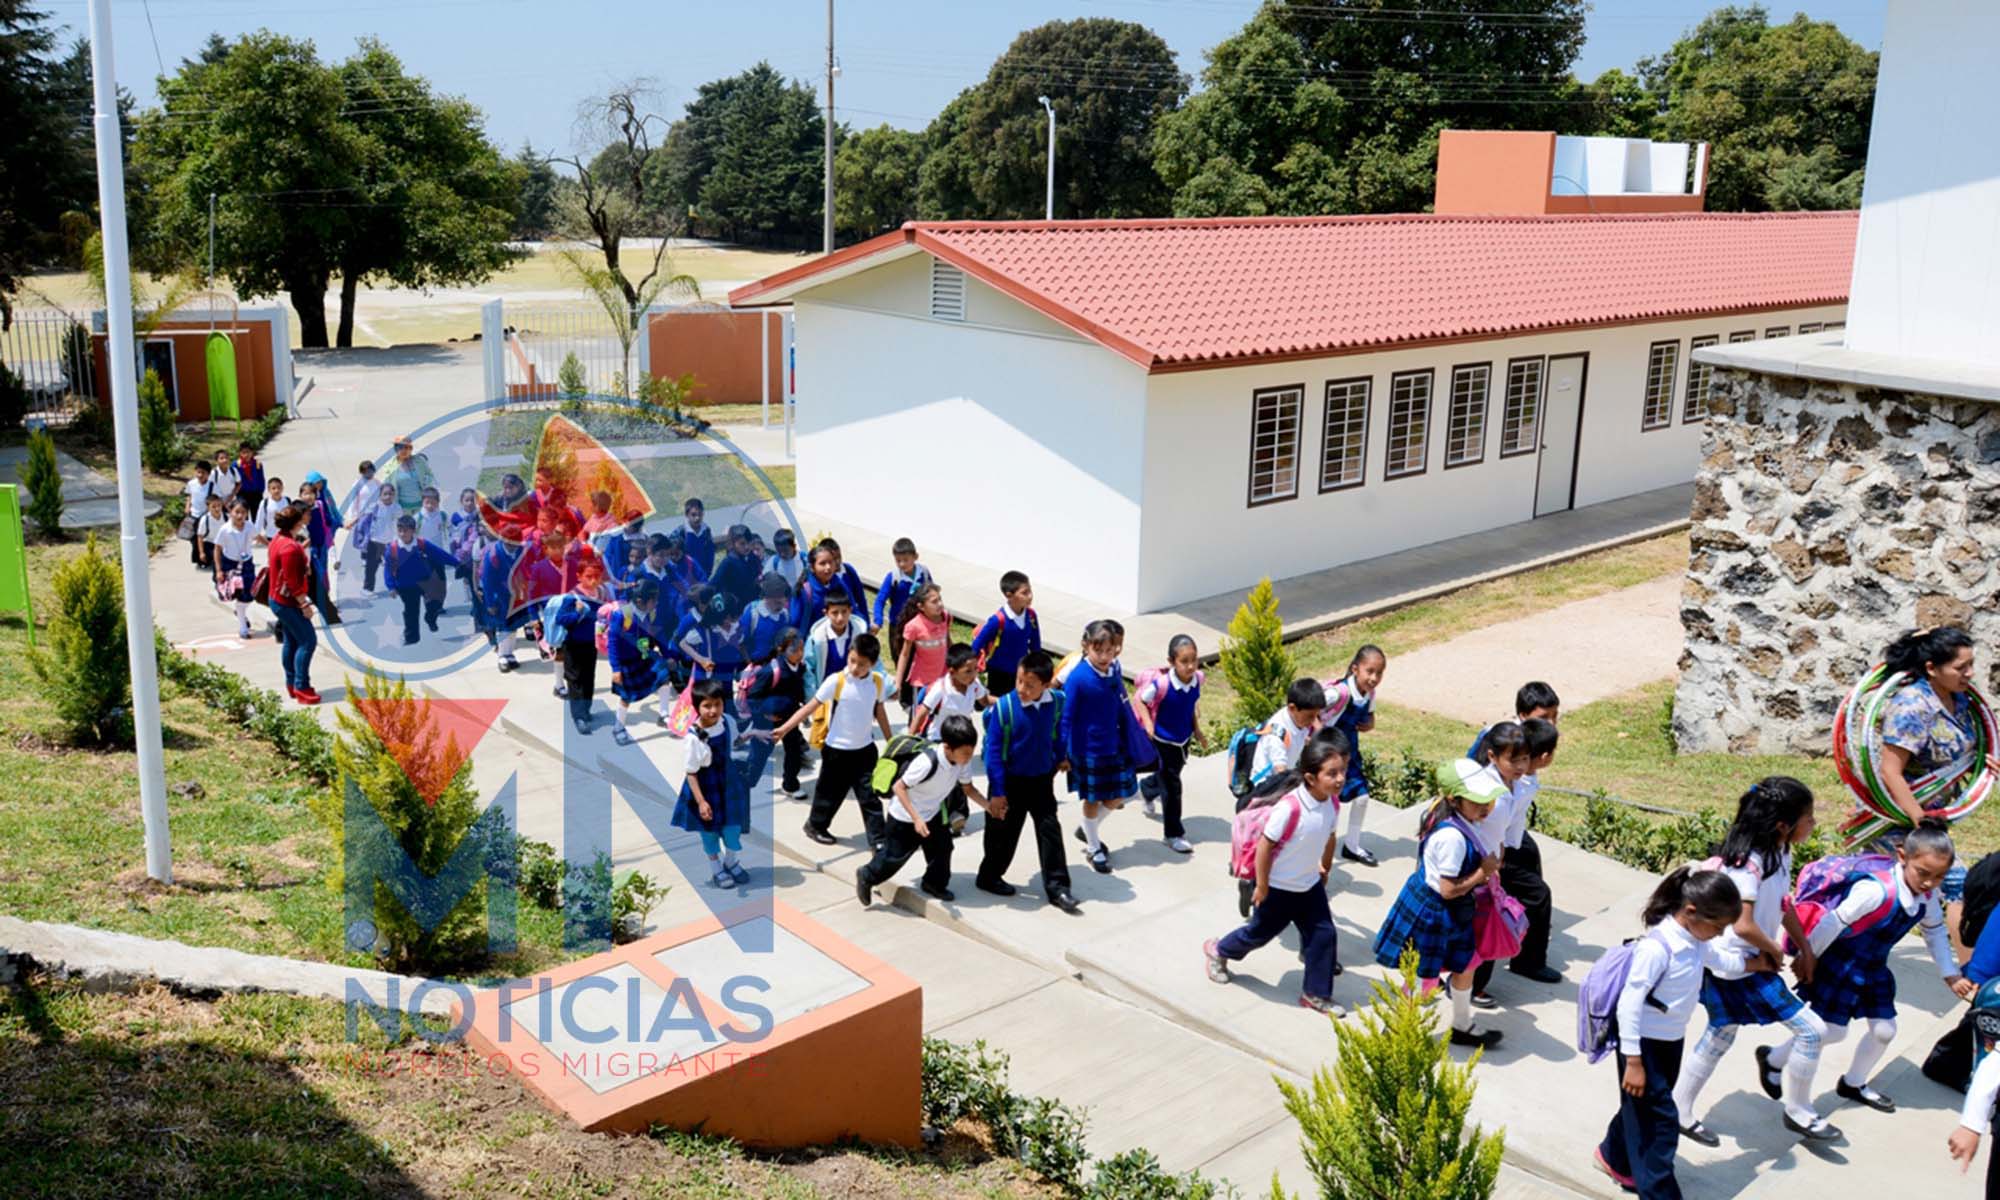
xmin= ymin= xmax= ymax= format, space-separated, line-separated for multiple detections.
xmin=1778 ymin=1010 xmax=1825 ymax=1113
xmin=1765 ymin=1036 xmax=1794 ymax=1071
xmin=1672 ymin=1024 xmax=1734 ymax=1121
xmin=498 ymin=632 xmax=517 ymax=657
xmin=1450 ymin=983 xmax=1472 ymax=1031
xmin=1843 ymin=1019 xmax=1896 ymax=1089
xmin=233 ymin=600 xmax=249 ymax=625
xmin=616 ymin=701 xmax=630 ymax=725
xmin=721 ymin=848 xmax=739 ymax=869
xmin=1344 ymin=794 xmax=1371 ymax=851
xmin=1081 ymin=813 xmax=1103 ymax=853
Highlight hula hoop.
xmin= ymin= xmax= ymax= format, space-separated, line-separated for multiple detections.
xmin=1832 ymin=663 xmax=1997 ymax=848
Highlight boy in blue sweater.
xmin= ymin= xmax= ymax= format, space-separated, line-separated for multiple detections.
xmin=873 ymin=537 xmax=933 ymax=655
xmin=740 ymin=573 xmax=794 ymax=665
xmin=709 ymin=523 xmax=764 ymax=611
xmin=679 ymin=498 xmax=715 ymax=577
xmin=970 ymin=571 xmax=1040 ymax=699
xmin=383 ymin=515 xmax=457 ymax=644
xmin=975 ymin=650 xmax=1078 ymax=913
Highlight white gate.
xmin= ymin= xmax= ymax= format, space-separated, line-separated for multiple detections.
xmin=488 ymin=300 xmax=636 ymax=403
xmin=0 ymin=309 xmax=98 ymax=422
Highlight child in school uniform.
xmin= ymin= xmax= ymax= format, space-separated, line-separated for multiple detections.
xmin=580 ymin=490 xmax=618 ymax=540
xmin=1205 ymin=731 xmax=1351 ymax=1015
xmin=184 ymin=461 xmax=217 ymax=568
xmin=1250 ymin=679 xmax=1328 ymax=790
xmin=1133 ymin=635 xmax=1203 ymax=854
xmin=193 ymin=493 xmax=230 ymax=577
xmin=450 ymin=487 xmax=488 ymax=609
xmin=740 ymin=574 xmax=795 ymax=666
xmin=1063 ymin=619 xmax=1144 ymax=875
xmin=743 ymin=627 xmax=809 ymax=799
xmin=355 ymin=482 xmax=401 ymax=595
xmin=1948 ymin=979 xmax=2000 ymax=1196
xmin=892 ymin=582 xmax=950 ymax=712
xmin=767 ymin=529 xmax=804 ymax=590
xmin=680 ymin=592 xmax=745 ymax=696
xmin=476 ymin=537 xmax=526 ymax=671
xmin=969 ymin=571 xmax=1040 ymax=698
xmin=1671 ymin=777 xmax=1838 ymax=1144
xmin=974 ymin=651 xmax=1078 ymax=913
xmin=252 ymin=476 xmax=289 ymax=543
xmin=210 ymin=500 xmax=260 ymax=640
xmin=593 ymin=512 xmax=646 ymax=581
xmin=856 ymin=714 xmax=988 ymax=906
xmin=208 ymin=449 xmax=240 ymax=509
xmin=679 ymin=498 xmax=715 ymax=577
xmin=544 ymin=560 xmax=611 ymax=734
xmin=913 ymin=644 xmax=992 ymax=736
xmin=1373 ymin=729 xmax=1527 ymax=1049
xmin=335 ymin=460 xmax=378 ymax=539
xmin=874 ymin=537 xmax=933 ymax=655
xmin=1470 ymin=685 xmax=1565 ymax=1006
xmin=768 ymin=632 xmax=894 ymax=850
xmin=383 ymin=515 xmax=457 ymax=644
xmin=1321 ymin=645 xmax=1387 ymax=867
xmin=299 ymin=474 xmax=343 ymax=623
xmin=1763 ymin=820 xmax=1973 ymax=1120
xmin=803 ymin=588 xmax=862 ymax=698
xmin=791 ymin=545 xmax=859 ymax=634
xmin=1594 ymin=867 xmax=1744 ymax=1200
xmin=673 ymin=679 xmax=753 ymax=889
xmin=709 ymin=524 xmax=764 ymax=611
xmin=818 ymin=538 xmax=869 ymax=618
xmin=233 ymin=444 xmax=265 ymax=503
xmin=606 ymin=579 xmax=675 ymax=744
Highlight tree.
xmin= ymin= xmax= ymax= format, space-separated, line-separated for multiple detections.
xmin=513 ymin=142 xmax=564 ymax=240
xmin=21 ymin=424 xmax=62 ymax=532
xmin=695 ymin=63 xmax=826 ymax=245
xmin=555 ymin=247 xmax=696 ymax=399
xmin=0 ymin=1 xmax=96 ymax=327
xmin=1640 ymin=6 xmax=1876 ymax=212
xmin=1218 ymin=577 xmax=1296 ymax=732
xmin=1154 ymin=0 xmax=1587 ymax=217
xmin=552 ymin=83 xmax=689 ymax=314
xmin=834 ymin=125 xmax=924 ymax=239
xmin=29 ymin=534 xmax=130 ymax=745
xmin=917 ymin=19 xmax=1186 ymax=220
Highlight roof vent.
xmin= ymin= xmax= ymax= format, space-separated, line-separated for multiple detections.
xmin=930 ymin=259 xmax=966 ymax=322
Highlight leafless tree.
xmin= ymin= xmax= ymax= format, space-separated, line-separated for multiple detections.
xmin=551 ymin=82 xmax=683 ymax=314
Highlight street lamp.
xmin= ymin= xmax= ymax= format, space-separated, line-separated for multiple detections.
xmin=1039 ymin=96 xmax=1055 ymax=221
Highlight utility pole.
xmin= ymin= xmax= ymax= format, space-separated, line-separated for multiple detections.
xmin=86 ymin=0 xmax=173 ymax=884
xmin=1039 ymin=96 xmax=1056 ymax=221
xmin=823 ymin=0 xmax=836 ymax=255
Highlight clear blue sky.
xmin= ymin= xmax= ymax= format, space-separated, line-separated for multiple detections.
xmin=45 ymin=0 xmax=1884 ymax=154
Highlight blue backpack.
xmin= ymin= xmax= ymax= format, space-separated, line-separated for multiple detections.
xmin=1577 ymin=929 xmax=1668 ymax=1064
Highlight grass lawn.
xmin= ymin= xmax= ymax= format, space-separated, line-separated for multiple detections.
xmin=0 ymin=979 xmax=1055 ymax=1199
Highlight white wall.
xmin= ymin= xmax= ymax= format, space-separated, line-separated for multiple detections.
xmin=1136 ymin=305 xmax=1847 ymax=610
xmin=794 ymin=288 xmax=1152 ymax=610
xmin=1845 ymin=0 xmax=2000 ymax=367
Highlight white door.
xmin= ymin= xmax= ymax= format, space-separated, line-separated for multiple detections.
xmin=1535 ymin=354 xmax=1587 ymax=517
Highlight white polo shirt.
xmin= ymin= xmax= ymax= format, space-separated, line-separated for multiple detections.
xmin=919 ymin=676 xmax=989 ymax=742
xmin=1711 ymin=852 xmax=1790 ymax=981
xmin=814 ymin=669 xmax=884 ymax=751
xmin=1617 ymin=918 xmax=1713 ymax=1053
xmin=1261 ymin=785 xmax=1338 ymax=893
xmin=888 ymin=750 xmax=968 ymax=824
xmin=1250 ymin=706 xmax=1314 ymax=783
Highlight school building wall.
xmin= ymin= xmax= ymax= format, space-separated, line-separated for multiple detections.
xmin=792 ymin=274 xmax=1152 ymax=611
xmin=90 ymin=305 xmax=293 ymax=424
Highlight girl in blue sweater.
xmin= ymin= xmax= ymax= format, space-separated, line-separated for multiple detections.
xmin=1134 ymin=634 xmax=1203 ymax=853
xmin=1063 ymin=619 xmax=1145 ymax=874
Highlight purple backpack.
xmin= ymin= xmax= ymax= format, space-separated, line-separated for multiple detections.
xmin=1577 ymin=929 xmax=1666 ymax=1064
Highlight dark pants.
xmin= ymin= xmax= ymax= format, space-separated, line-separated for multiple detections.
xmin=188 ymin=534 xmax=206 ymax=568
xmin=1600 ymin=1037 xmax=1684 ymax=1200
xmin=274 ymin=603 xmax=316 ymax=691
xmin=985 ymin=666 xmax=1016 ymax=698
xmin=362 ymin=541 xmax=386 ymax=591
xmin=1474 ymin=832 xmax=1555 ymax=990
xmin=977 ymin=770 xmax=1069 ymax=894
xmin=308 ymin=546 xmax=338 ymax=622
xmin=859 ymin=818 xmax=953 ymax=892
xmin=1147 ymin=738 xmax=1188 ymax=839
xmin=563 ymin=641 xmax=597 ymax=724
xmin=1217 ymin=883 xmax=1338 ymax=999
xmin=394 ymin=585 xmax=439 ymax=644
xmin=807 ymin=744 xmax=883 ymax=847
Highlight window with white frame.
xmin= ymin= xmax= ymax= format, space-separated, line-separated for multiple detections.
xmin=1642 ymin=341 xmax=1679 ymax=431
xmin=1797 ymin=322 xmax=1823 ymax=334
xmin=1319 ymin=378 xmax=1369 ymax=492
xmin=1728 ymin=330 xmax=1756 ymax=343
xmin=1385 ymin=370 xmax=1432 ymax=478
xmin=1683 ymin=336 xmax=1718 ymax=423
xmin=1764 ymin=325 xmax=1790 ymax=339
xmin=1248 ymin=385 xmax=1304 ymax=505
xmin=1444 ymin=363 xmax=1490 ymax=467
xmin=1499 ymin=357 xmax=1543 ymax=457
xmin=1824 ymin=321 xmax=1845 ymax=330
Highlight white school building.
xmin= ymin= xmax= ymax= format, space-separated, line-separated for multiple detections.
xmin=732 ymin=203 xmax=1853 ymax=613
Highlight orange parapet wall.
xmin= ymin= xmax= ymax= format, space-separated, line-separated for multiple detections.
xmin=455 ymin=900 xmax=923 ymax=1147
xmin=92 ymin=316 xmax=281 ymax=423
xmin=1434 ymin=130 xmax=1561 ymax=216
xmin=645 ymin=310 xmax=785 ymax=408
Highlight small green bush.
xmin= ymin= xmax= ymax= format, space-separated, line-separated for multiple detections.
xmin=1219 ymin=578 xmax=1296 ymax=732
xmin=1387 ymin=748 xmax=1437 ymax=811
xmin=0 ymin=360 xmax=26 ymax=431
xmin=21 ymin=426 xmax=64 ymax=534
xmin=1088 ymin=1149 xmax=1230 ymax=1200
xmin=612 ymin=867 xmax=669 ymax=940
xmin=517 ymin=838 xmax=564 ymax=909
xmin=557 ymin=352 xmax=587 ymax=400
xmin=154 ymin=628 xmax=335 ymax=781
xmin=29 ymin=534 xmax=131 ymax=744
xmin=137 ymin=367 xmax=184 ymax=473
xmin=920 ymin=1037 xmax=1091 ymax=1193
xmin=1529 ymin=793 xmax=1828 ymax=875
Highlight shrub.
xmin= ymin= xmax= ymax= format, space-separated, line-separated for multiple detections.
xmin=637 ymin=371 xmax=696 ymax=425
xmin=1087 ymin=1149 xmax=1229 ymax=1199
xmin=1219 ymin=577 xmax=1296 ymax=731
xmin=1527 ymin=793 xmax=1828 ymax=876
xmin=154 ymin=628 xmax=335 ymax=780
xmin=1387 ymin=748 xmax=1437 ymax=811
xmin=557 ymin=352 xmax=587 ymax=402
xmin=0 ymin=360 xmax=26 ymax=431
xmin=517 ymin=837 xmax=564 ymax=909
xmin=137 ymin=367 xmax=184 ymax=473
xmin=21 ymin=426 xmax=64 ymax=534
xmin=921 ymin=1037 xmax=1091 ymax=1192
xmin=612 ymin=867 xmax=669 ymax=940
xmin=1274 ymin=948 xmax=1503 ymax=1200
xmin=29 ymin=535 xmax=131 ymax=744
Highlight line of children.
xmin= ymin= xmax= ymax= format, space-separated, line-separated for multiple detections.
xmin=874 ymin=537 xmax=933 ymax=659
xmin=970 ymin=572 xmax=1040 ymax=698
xmin=207 ymin=498 xmax=259 ymax=639
xmin=1062 ymin=619 xmax=1146 ymax=874
xmin=975 ymin=650 xmax=1078 ymax=913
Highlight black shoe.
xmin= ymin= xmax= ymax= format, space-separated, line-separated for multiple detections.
xmin=572 ymin=716 xmax=592 ymax=736
xmin=1782 ymin=1112 xmax=1842 ymax=1141
xmin=1470 ymin=990 xmax=1498 ymax=1010
xmin=975 ymin=877 xmax=1017 ymax=897
xmin=1340 ymin=845 xmax=1379 ymax=867
xmin=1835 ymin=1079 xmax=1895 ymax=1113
xmin=425 ymin=613 xmax=439 ymax=632
xmin=1088 ymin=846 xmax=1111 ymax=874
xmin=1449 ymin=1027 xmax=1502 ymax=1049
xmin=1679 ymin=1120 xmax=1720 ymax=1148
xmin=1046 ymin=889 xmax=1080 ymax=914
xmin=1509 ymin=963 xmax=1564 ymax=985
xmin=498 ymin=656 xmax=519 ymax=673
xmin=919 ymin=882 xmax=955 ymax=902
xmin=1753 ymin=1045 xmax=1785 ymax=1101
xmin=1330 ymin=959 xmax=1343 ymax=976
xmin=855 ymin=873 xmax=873 ymax=907
xmin=802 ymin=823 xmax=837 ymax=846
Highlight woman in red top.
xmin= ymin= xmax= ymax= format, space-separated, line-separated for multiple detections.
xmin=267 ymin=503 xmax=321 ymax=704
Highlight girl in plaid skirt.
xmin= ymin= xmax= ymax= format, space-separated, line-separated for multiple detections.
xmin=1764 ymin=820 xmax=1974 ymax=1120
xmin=1064 ymin=620 xmax=1143 ymax=875
xmin=1672 ymin=778 xmax=1837 ymax=1145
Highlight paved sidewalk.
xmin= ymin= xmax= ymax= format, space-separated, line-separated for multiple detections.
xmin=0 ymin=443 xmax=158 ymax=528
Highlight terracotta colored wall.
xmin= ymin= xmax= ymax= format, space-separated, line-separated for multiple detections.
xmin=1543 ymin=194 xmax=1705 ymax=216
xmin=1434 ymin=130 xmax=1558 ymax=215
xmin=646 ymin=310 xmax=785 ymax=407
xmin=91 ymin=316 xmax=279 ymax=422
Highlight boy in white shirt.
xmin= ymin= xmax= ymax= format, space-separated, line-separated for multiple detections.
xmin=1249 ymin=679 xmax=1327 ymax=788
xmin=184 ymin=461 xmax=216 ymax=568
xmin=253 ymin=477 xmax=290 ymax=544
xmin=210 ymin=500 xmax=260 ymax=639
xmin=767 ymin=528 xmax=804 ymax=590
xmin=855 ymin=715 xmax=989 ymax=905
xmin=356 ymin=481 xmax=401 ymax=594
xmin=1471 ymin=716 xmax=1565 ymax=1006
xmin=768 ymin=632 xmax=894 ymax=851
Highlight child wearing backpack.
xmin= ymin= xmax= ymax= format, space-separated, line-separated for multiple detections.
xmin=767 ymin=632 xmax=894 ymax=851
xmin=607 ymin=579 xmax=676 ymax=746
xmin=1762 ymin=819 xmax=1973 ymax=1121
xmin=855 ymin=715 xmax=988 ymax=906
xmin=1671 ymin=778 xmax=1839 ymax=1145
xmin=1251 ymin=679 xmax=1328 ymax=789
xmin=1948 ymin=977 xmax=2000 ymax=1195
xmin=1592 ymin=867 xmax=1743 ymax=1200
xmin=672 ymin=679 xmax=752 ymax=890
xmin=1372 ymin=729 xmax=1525 ymax=1049
xmin=970 ymin=571 xmax=1039 ymax=698
xmin=913 ymin=644 xmax=992 ymax=739
xmin=743 ymin=627 xmax=808 ymax=799
xmin=1205 ymin=731 xmax=1351 ymax=1016
xmin=891 ymin=582 xmax=951 ymax=712
xmin=1064 ymin=619 xmax=1148 ymax=875
xmin=1133 ymin=634 xmax=1203 ymax=854
xmin=1321 ymin=645 xmax=1388 ymax=867
xmin=975 ymin=651 xmax=1078 ymax=914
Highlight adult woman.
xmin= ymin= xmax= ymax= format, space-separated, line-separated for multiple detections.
xmin=1875 ymin=627 xmax=1993 ymax=901
xmin=381 ymin=435 xmax=436 ymax=513
xmin=267 ymin=503 xmax=320 ymax=704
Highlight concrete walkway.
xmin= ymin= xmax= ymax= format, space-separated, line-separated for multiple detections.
xmin=796 ymin=483 xmax=1690 ymax=657
xmin=0 ymin=443 xmax=158 ymax=528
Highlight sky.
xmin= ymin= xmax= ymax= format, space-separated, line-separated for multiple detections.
xmin=42 ymin=0 xmax=1885 ymax=154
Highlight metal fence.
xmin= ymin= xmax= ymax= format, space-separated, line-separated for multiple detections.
xmin=0 ymin=308 xmax=97 ymax=422
xmin=499 ymin=301 xmax=634 ymax=401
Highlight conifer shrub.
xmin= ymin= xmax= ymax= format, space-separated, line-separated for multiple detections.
xmin=29 ymin=534 xmax=131 ymax=744
xmin=1219 ymin=577 xmax=1297 ymax=730
xmin=21 ymin=426 xmax=64 ymax=534
xmin=137 ymin=367 xmax=184 ymax=472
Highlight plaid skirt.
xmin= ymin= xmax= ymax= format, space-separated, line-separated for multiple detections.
xmin=1067 ymin=752 xmax=1137 ymax=803
xmin=611 ymin=658 xmax=670 ymax=703
xmin=1699 ymin=969 xmax=1805 ymax=1028
xmin=1373 ymin=874 xmax=1475 ymax=978
xmin=1797 ymin=944 xmax=1898 ymax=1025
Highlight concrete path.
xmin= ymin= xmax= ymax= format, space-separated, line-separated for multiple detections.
xmin=0 ymin=442 xmax=158 ymax=528
xmin=1387 ymin=575 xmax=1685 ymax=724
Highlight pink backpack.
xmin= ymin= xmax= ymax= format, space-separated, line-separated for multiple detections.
xmin=1136 ymin=665 xmax=1204 ymax=720
xmin=1229 ymin=791 xmax=1306 ymax=882
xmin=1784 ymin=853 xmax=1901 ymax=954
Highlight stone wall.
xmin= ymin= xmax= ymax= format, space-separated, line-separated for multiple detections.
xmin=1673 ymin=368 xmax=2000 ymax=755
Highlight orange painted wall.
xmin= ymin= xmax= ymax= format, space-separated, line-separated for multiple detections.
xmin=645 ymin=310 xmax=785 ymax=407
xmin=1434 ymin=130 xmax=1558 ymax=215
xmin=91 ymin=316 xmax=279 ymax=423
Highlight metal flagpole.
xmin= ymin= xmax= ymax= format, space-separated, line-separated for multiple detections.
xmin=1040 ymin=97 xmax=1056 ymax=220
xmin=87 ymin=0 xmax=173 ymax=884
xmin=823 ymin=0 xmax=835 ymax=255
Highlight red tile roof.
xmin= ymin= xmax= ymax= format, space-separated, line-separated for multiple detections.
xmin=728 ymin=211 xmax=1857 ymax=373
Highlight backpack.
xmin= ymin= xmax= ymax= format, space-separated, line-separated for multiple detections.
xmin=994 ymin=689 xmax=1064 ymax=769
xmin=1136 ymin=666 xmax=1204 ymax=722
xmin=1229 ymin=784 xmax=1306 ymax=883
xmin=1960 ymin=853 xmax=2000 ymax=946
xmin=1224 ymin=724 xmax=1277 ymax=804
xmin=808 ymin=669 xmax=884 ymax=750
xmin=1577 ymin=929 xmax=1669 ymax=1064
xmin=1785 ymin=853 xmax=1900 ymax=953
xmin=870 ymin=734 xmax=939 ymax=796
xmin=977 ymin=605 xmax=1038 ymax=668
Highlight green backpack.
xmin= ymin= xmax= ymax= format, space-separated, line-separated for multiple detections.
xmin=870 ymin=734 xmax=939 ymax=796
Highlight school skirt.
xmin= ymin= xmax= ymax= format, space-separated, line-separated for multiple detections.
xmin=610 ymin=658 xmax=670 ymax=703
xmin=671 ymin=764 xmax=747 ymax=834
xmin=1698 ymin=969 xmax=1806 ymax=1028
xmin=1373 ymin=874 xmax=1475 ymax=978
xmin=1796 ymin=943 xmax=1898 ymax=1025
xmin=1340 ymin=732 xmax=1371 ymax=802
xmin=215 ymin=554 xmax=255 ymax=602
xmin=1067 ymin=751 xmax=1137 ymax=803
